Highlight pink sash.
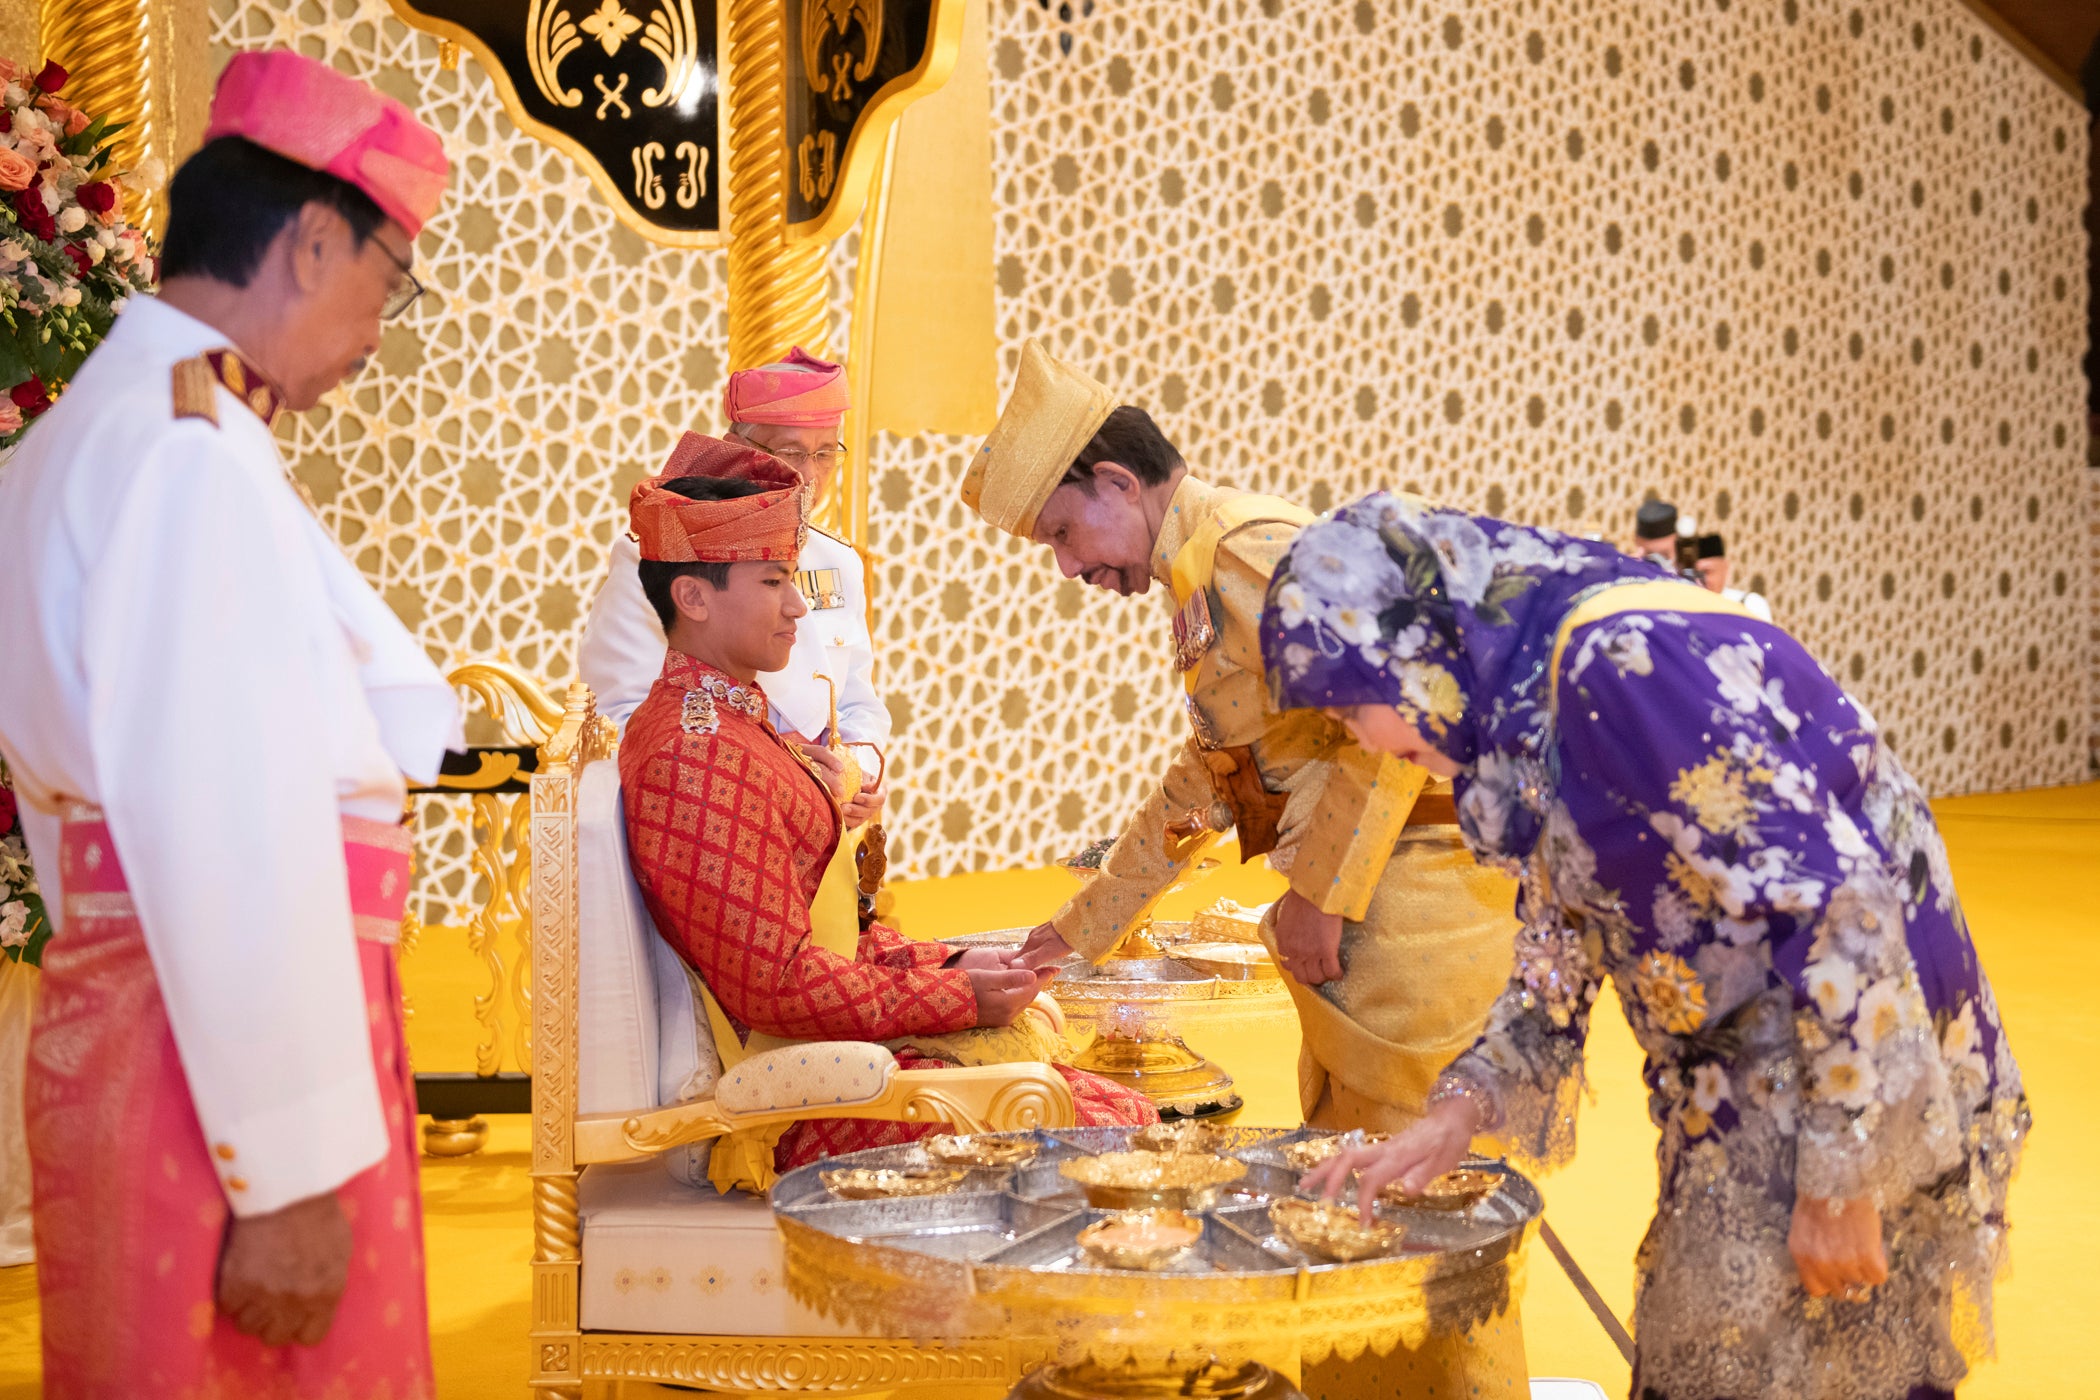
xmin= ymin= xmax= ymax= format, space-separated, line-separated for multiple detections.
xmin=26 ymin=811 xmax=433 ymax=1400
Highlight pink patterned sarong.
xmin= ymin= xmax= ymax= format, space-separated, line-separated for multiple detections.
xmin=26 ymin=811 xmax=432 ymax=1400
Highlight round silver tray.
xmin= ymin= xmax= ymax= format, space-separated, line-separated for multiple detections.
xmin=954 ymin=923 xmax=1289 ymax=1006
xmin=769 ymin=1125 xmax=1541 ymax=1367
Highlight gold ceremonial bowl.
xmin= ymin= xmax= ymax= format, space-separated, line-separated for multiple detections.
xmin=1060 ymin=1151 xmax=1247 ymax=1210
xmin=1130 ymin=1120 xmax=1239 ymax=1155
xmin=1385 ymin=1166 xmax=1504 ymax=1212
xmin=1269 ymin=1197 xmax=1407 ymax=1263
xmin=1077 ymin=1208 xmax=1204 ymax=1271
xmin=1280 ymin=1133 xmax=1389 ymax=1174
xmin=819 ymin=1165 xmax=968 ymax=1200
xmin=925 ymin=1133 xmax=1040 ymax=1169
xmin=1070 ymin=1036 xmax=1239 ymax=1116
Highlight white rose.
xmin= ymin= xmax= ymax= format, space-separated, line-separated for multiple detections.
xmin=85 ymin=239 xmax=104 ymax=265
xmin=57 ymin=204 xmax=87 ymax=234
xmin=57 ymin=286 xmax=79 ymax=307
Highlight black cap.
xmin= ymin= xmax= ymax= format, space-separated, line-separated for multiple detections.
xmin=1694 ymin=533 xmax=1726 ymax=560
xmin=1635 ymin=500 xmax=1678 ymax=540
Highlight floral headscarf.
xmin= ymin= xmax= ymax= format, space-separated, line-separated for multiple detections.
xmin=1260 ymin=492 xmax=1670 ymax=864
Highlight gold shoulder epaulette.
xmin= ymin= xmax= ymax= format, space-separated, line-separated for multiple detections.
xmin=805 ymin=523 xmax=852 ymax=549
xmin=170 ymin=356 xmax=219 ymax=426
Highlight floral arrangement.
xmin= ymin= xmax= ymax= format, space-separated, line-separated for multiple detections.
xmin=0 ymin=57 xmax=158 ymax=447
xmin=0 ymin=763 xmax=47 ymax=968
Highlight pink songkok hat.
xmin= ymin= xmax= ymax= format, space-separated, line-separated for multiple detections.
xmin=205 ymin=50 xmax=448 ymax=238
xmin=721 ymin=347 xmax=851 ymax=428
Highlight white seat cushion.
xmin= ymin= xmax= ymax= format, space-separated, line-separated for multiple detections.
xmin=577 ymin=1161 xmax=861 ymax=1337
xmin=1529 ymin=1381 xmax=1610 ymax=1400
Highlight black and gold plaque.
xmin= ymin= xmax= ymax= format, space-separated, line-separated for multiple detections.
xmin=783 ymin=0 xmax=958 ymax=240
xmin=389 ymin=0 xmax=723 ymax=242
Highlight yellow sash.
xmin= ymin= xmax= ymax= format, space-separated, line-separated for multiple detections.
xmin=1168 ymin=494 xmax=1313 ymax=694
xmin=1547 ymin=579 xmax=1756 ymax=711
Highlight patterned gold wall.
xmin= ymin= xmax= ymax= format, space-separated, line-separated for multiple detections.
xmin=211 ymin=0 xmax=2090 ymax=905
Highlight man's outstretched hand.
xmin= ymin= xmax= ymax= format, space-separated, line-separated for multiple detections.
xmin=967 ymin=965 xmax=1054 ymax=1027
xmin=216 ymin=1189 xmax=354 ymax=1347
xmin=1016 ymin=921 xmax=1074 ymax=972
xmin=1272 ymin=889 xmax=1344 ymax=985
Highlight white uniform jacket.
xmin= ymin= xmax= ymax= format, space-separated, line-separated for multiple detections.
xmin=0 ymin=297 xmax=463 ymax=1216
xmin=579 ymin=524 xmax=889 ymax=747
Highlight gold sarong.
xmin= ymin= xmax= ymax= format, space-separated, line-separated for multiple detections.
xmin=1264 ymin=827 xmax=1518 ymax=1128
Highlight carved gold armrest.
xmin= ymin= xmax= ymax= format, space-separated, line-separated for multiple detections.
xmin=573 ymin=1060 xmax=1078 ymax=1165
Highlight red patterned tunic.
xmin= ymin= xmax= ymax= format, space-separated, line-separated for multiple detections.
xmin=622 ymin=652 xmax=1153 ymax=1170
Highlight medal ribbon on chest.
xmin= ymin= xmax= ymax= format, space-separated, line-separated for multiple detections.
xmin=1170 ymin=588 xmax=1218 ymax=674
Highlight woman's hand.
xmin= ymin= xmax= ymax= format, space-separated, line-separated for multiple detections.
xmin=1299 ymin=1097 xmax=1478 ymax=1221
xmin=1789 ymin=1195 xmax=1888 ymax=1300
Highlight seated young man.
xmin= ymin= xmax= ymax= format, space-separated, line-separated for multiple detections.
xmin=618 ymin=434 xmax=1154 ymax=1190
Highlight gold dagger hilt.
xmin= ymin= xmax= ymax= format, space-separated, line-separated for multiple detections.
xmin=812 ymin=673 xmax=865 ymax=809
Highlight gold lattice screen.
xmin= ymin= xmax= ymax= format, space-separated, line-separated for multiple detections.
xmin=208 ymin=0 xmax=2089 ymax=906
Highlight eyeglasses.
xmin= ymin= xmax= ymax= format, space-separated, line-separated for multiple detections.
xmin=767 ymin=445 xmax=848 ymax=469
xmin=373 ymin=237 xmax=426 ymax=320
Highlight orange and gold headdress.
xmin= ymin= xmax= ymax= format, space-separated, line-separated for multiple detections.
xmin=629 ymin=432 xmax=806 ymax=563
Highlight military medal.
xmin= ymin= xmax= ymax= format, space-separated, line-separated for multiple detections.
xmin=1170 ymin=589 xmax=1218 ymax=673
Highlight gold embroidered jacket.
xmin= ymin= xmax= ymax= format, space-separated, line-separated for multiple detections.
xmin=1052 ymin=475 xmax=1431 ymax=962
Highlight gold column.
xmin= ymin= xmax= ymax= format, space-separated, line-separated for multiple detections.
xmin=722 ymin=0 xmax=831 ymax=372
xmin=38 ymin=0 xmax=210 ymax=237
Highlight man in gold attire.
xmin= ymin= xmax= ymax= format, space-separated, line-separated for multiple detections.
xmin=965 ymin=341 xmax=1527 ymax=1397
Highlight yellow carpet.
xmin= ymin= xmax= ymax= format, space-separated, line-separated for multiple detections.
xmin=2 ymin=784 xmax=2095 ymax=1397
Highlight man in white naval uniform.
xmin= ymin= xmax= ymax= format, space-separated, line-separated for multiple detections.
xmin=0 ymin=52 xmax=459 ymax=1395
xmin=580 ymin=348 xmax=889 ymax=828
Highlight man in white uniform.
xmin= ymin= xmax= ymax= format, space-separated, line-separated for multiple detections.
xmin=580 ymin=348 xmax=889 ymax=827
xmin=0 ymin=52 xmax=459 ymax=1397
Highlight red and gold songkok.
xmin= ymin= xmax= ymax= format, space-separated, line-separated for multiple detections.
xmin=721 ymin=346 xmax=850 ymax=427
xmin=628 ymin=431 xmax=806 ymax=563
xmin=204 ymin=49 xmax=449 ymax=236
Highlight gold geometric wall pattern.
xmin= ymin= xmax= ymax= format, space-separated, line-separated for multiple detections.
xmin=212 ymin=0 xmax=2088 ymax=906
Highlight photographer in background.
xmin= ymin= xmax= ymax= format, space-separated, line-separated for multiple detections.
xmin=1630 ymin=499 xmax=1774 ymax=622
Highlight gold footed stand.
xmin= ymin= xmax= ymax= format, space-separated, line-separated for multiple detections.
xmin=1011 ymin=1357 xmax=1300 ymax=1400
xmin=422 ymin=1115 xmax=489 ymax=1156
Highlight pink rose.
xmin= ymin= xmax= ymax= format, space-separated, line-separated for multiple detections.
xmin=0 ymin=147 xmax=34 ymax=192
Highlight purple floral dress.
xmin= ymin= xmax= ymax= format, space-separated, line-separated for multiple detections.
xmin=1261 ymin=493 xmax=2026 ymax=1400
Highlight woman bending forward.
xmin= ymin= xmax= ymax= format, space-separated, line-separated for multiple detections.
xmin=1263 ymin=493 xmax=2025 ymax=1400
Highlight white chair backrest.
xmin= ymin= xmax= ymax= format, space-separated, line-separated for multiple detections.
xmin=575 ymin=759 xmax=718 ymax=1119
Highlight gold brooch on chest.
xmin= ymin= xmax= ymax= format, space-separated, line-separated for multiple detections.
xmin=1170 ymin=589 xmax=1219 ymax=673
xmin=682 ymin=675 xmax=766 ymax=735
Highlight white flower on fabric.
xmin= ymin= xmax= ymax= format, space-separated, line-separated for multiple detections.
xmin=1766 ymin=759 xmax=1817 ymax=813
xmin=1708 ymin=641 xmax=1769 ymax=717
xmin=1803 ymin=957 xmax=1858 ymax=1020
xmin=1272 ymin=579 xmax=1315 ymax=629
xmin=56 ymin=205 xmax=86 ymax=234
xmin=0 ymin=900 xmax=27 ymax=948
xmin=1329 ymin=604 xmax=1384 ymax=646
xmin=1811 ymin=1043 xmax=1881 ymax=1110
xmin=1824 ymin=807 xmax=1873 ymax=862
xmin=1386 ymin=621 xmax=1430 ymax=660
xmin=1291 ymin=520 xmax=1406 ymax=611
xmin=1691 ymin=1062 xmax=1731 ymax=1114
xmin=1417 ymin=512 xmax=1495 ymax=604
xmin=1853 ymin=977 xmax=1910 ymax=1048
xmin=1280 ymin=642 xmax=1317 ymax=684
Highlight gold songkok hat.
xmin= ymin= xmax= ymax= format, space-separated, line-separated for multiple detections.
xmin=962 ymin=339 xmax=1118 ymax=538
xmin=629 ymin=432 xmax=806 ymax=563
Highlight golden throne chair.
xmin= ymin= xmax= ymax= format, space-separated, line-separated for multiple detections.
xmin=524 ymin=681 xmax=1072 ymax=1398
